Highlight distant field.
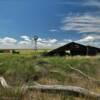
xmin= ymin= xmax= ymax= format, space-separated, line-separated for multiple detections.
xmin=0 ymin=53 xmax=100 ymax=99
xmin=0 ymin=49 xmax=50 ymax=55
xmin=17 ymin=49 xmax=45 ymax=55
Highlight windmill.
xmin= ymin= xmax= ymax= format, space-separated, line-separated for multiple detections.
xmin=33 ymin=35 xmax=38 ymax=51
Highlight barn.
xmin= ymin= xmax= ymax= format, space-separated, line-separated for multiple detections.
xmin=45 ymin=42 xmax=100 ymax=56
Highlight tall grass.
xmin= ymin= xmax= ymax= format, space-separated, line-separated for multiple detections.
xmin=0 ymin=53 xmax=100 ymax=99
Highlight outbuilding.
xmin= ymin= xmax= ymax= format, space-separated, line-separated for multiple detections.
xmin=45 ymin=42 xmax=100 ymax=56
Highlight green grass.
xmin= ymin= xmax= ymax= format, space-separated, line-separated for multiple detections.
xmin=0 ymin=52 xmax=100 ymax=99
xmin=0 ymin=54 xmax=99 ymax=84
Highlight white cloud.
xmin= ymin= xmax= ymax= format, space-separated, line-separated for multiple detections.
xmin=63 ymin=39 xmax=72 ymax=42
xmin=84 ymin=0 xmax=100 ymax=8
xmin=0 ymin=36 xmax=72 ymax=49
xmin=77 ymin=36 xmax=94 ymax=43
xmin=37 ymin=38 xmax=42 ymax=42
xmin=61 ymin=14 xmax=100 ymax=33
xmin=76 ymin=34 xmax=100 ymax=47
xmin=18 ymin=41 xmax=30 ymax=45
xmin=48 ymin=39 xmax=57 ymax=43
xmin=37 ymin=38 xmax=57 ymax=44
xmin=49 ymin=29 xmax=58 ymax=32
xmin=0 ymin=37 xmax=17 ymax=45
xmin=58 ymin=0 xmax=100 ymax=8
xmin=0 ymin=35 xmax=99 ymax=49
xmin=20 ymin=35 xmax=31 ymax=42
xmin=37 ymin=38 xmax=58 ymax=49
xmin=0 ymin=37 xmax=17 ymax=49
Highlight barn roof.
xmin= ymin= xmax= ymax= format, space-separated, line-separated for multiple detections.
xmin=45 ymin=42 xmax=100 ymax=56
xmin=50 ymin=42 xmax=85 ymax=51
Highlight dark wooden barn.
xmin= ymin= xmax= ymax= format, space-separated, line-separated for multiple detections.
xmin=45 ymin=42 xmax=100 ymax=56
xmin=86 ymin=46 xmax=100 ymax=55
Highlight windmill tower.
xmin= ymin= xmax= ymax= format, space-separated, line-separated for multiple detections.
xmin=33 ymin=35 xmax=38 ymax=51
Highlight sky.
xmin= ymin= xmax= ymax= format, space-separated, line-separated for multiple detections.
xmin=0 ymin=0 xmax=100 ymax=49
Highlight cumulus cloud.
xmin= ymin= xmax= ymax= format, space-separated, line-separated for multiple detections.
xmin=0 ymin=37 xmax=17 ymax=45
xmin=0 ymin=36 xmax=71 ymax=49
xmin=48 ymin=39 xmax=58 ymax=43
xmin=37 ymin=38 xmax=59 ymax=49
xmin=76 ymin=34 xmax=100 ymax=47
xmin=61 ymin=14 xmax=100 ymax=33
xmin=37 ymin=38 xmax=57 ymax=44
xmin=20 ymin=35 xmax=31 ymax=42
xmin=0 ymin=35 xmax=99 ymax=49
xmin=0 ymin=37 xmax=17 ymax=49
xmin=33 ymin=38 xmax=71 ymax=49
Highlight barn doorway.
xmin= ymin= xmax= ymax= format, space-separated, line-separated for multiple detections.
xmin=65 ymin=50 xmax=71 ymax=56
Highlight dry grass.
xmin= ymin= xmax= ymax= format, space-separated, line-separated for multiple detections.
xmin=0 ymin=53 xmax=100 ymax=99
xmin=22 ymin=91 xmax=77 ymax=100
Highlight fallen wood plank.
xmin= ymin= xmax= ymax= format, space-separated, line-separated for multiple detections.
xmin=68 ymin=65 xmax=100 ymax=85
xmin=0 ymin=77 xmax=100 ymax=99
xmin=22 ymin=84 xmax=100 ymax=99
xmin=0 ymin=77 xmax=11 ymax=88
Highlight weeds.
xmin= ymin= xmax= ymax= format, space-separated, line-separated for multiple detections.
xmin=0 ymin=54 xmax=99 ymax=99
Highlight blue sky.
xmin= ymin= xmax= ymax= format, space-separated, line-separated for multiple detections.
xmin=0 ymin=0 xmax=100 ymax=49
xmin=0 ymin=0 xmax=61 ymax=38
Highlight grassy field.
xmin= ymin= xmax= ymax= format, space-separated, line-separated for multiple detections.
xmin=0 ymin=50 xmax=100 ymax=100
